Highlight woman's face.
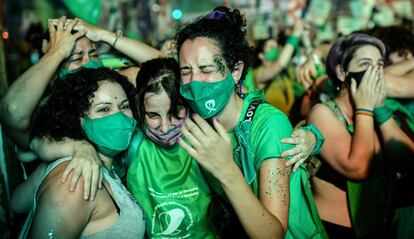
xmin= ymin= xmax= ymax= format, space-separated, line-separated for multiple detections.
xmin=144 ymin=89 xmax=187 ymax=133
xmin=179 ymin=37 xmax=230 ymax=84
xmin=63 ymin=37 xmax=99 ymax=71
xmin=263 ymin=39 xmax=278 ymax=53
xmin=347 ymin=45 xmax=384 ymax=73
xmin=85 ymin=80 xmax=132 ymax=120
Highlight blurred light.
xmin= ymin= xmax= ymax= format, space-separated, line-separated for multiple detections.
xmin=2 ymin=31 xmax=9 ymax=40
xmin=172 ymin=9 xmax=182 ymax=20
xmin=152 ymin=4 xmax=160 ymax=12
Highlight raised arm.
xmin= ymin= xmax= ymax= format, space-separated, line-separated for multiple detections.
xmin=254 ymin=21 xmax=304 ymax=85
xmin=0 ymin=17 xmax=85 ymax=149
xmin=385 ymin=72 xmax=414 ymax=98
xmin=307 ymin=66 xmax=380 ymax=180
xmin=72 ymin=20 xmax=161 ymax=63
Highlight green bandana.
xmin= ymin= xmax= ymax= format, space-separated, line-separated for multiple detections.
xmin=58 ymin=59 xmax=104 ymax=79
xmin=180 ymin=73 xmax=235 ymax=119
xmin=82 ymin=112 xmax=137 ymax=157
xmin=264 ymin=47 xmax=281 ymax=61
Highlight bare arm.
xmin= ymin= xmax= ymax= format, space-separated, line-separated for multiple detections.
xmin=385 ymin=73 xmax=414 ymax=98
xmin=30 ymin=137 xmax=102 ymax=200
xmin=0 ymin=17 xmax=85 ymax=149
xmin=308 ymin=104 xmax=375 ymax=180
xmin=31 ymin=163 xmax=92 ymax=238
xmin=72 ymin=20 xmax=161 ymax=63
xmin=11 ymin=163 xmax=47 ymax=214
xmin=384 ymin=58 xmax=414 ymax=76
xmin=255 ymin=21 xmax=304 ymax=85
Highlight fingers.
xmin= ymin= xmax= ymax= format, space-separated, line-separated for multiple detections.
xmin=89 ymin=165 xmax=100 ymax=201
xmin=192 ymin=114 xmax=216 ymax=136
xmin=48 ymin=19 xmax=56 ymax=37
xmin=65 ymin=18 xmax=78 ymax=34
xmin=61 ymin=162 xmax=74 ymax=183
xmin=350 ymin=78 xmax=357 ymax=95
xmin=57 ymin=16 xmax=66 ymax=32
xmin=285 ymin=154 xmax=301 ymax=167
xmin=183 ymin=117 xmax=206 ymax=144
xmin=69 ymin=168 xmax=82 ymax=192
xmin=73 ymin=29 xmax=87 ymax=40
xmin=180 ymin=123 xmax=202 ymax=149
xmin=98 ymin=170 xmax=103 ymax=189
xmin=281 ymin=146 xmax=302 ymax=158
xmin=178 ymin=137 xmax=198 ymax=158
xmin=213 ymin=118 xmax=231 ymax=144
xmin=293 ymin=158 xmax=306 ymax=172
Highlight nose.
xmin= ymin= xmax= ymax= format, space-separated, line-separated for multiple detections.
xmin=81 ymin=54 xmax=91 ymax=66
xmin=160 ymin=119 xmax=170 ymax=133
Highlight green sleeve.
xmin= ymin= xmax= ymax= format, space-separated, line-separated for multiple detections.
xmin=252 ymin=107 xmax=294 ymax=170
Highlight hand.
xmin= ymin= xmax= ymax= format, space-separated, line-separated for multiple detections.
xmin=292 ymin=20 xmax=305 ymax=37
xmin=351 ymin=65 xmax=380 ymax=110
xmin=61 ymin=141 xmax=103 ymax=201
xmin=280 ymin=128 xmax=316 ymax=172
xmin=73 ymin=19 xmax=106 ymax=42
xmin=178 ymin=114 xmax=236 ymax=182
xmin=46 ymin=16 xmax=86 ymax=59
xmin=297 ymin=57 xmax=316 ymax=90
xmin=375 ymin=67 xmax=387 ymax=107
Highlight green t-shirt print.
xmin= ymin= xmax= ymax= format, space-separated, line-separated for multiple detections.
xmin=127 ymin=138 xmax=214 ymax=239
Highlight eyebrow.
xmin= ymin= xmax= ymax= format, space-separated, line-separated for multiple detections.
xmin=92 ymin=102 xmax=112 ymax=107
xmin=357 ymin=58 xmax=373 ymax=62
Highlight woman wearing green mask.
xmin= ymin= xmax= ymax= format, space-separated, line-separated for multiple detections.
xmin=16 ymin=68 xmax=145 ymax=238
xmin=252 ymin=22 xmax=304 ymax=115
xmin=176 ymin=6 xmax=326 ymax=238
xmin=308 ymin=33 xmax=414 ymax=238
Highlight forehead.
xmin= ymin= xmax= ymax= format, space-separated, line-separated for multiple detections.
xmin=352 ymin=45 xmax=382 ymax=61
xmin=91 ymin=81 xmax=126 ymax=101
xmin=179 ymin=37 xmax=221 ymax=65
xmin=144 ymin=90 xmax=171 ymax=110
xmin=73 ymin=37 xmax=94 ymax=52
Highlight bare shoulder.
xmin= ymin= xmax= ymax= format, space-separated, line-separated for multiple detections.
xmin=37 ymin=161 xmax=92 ymax=211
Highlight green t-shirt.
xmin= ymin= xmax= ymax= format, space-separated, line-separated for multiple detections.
xmin=127 ymin=137 xmax=214 ymax=239
xmin=204 ymin=90 xmax=294 ymax=197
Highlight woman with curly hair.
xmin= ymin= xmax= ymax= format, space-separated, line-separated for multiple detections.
xmin=176 ymin=6 xmax=326 ymax=238
xmin=17 ymin=68 xmax=145 ymax=238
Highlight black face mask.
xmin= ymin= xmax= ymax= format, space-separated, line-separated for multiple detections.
xmin=345 ymin=70 xmax=366 ymax=87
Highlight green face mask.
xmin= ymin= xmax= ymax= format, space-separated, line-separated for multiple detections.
xmin=264 ymin=47 xmax=281 ymax=62
xmin=82 ymin=112 xmax=137 ymax=157
xmin=58 ymin=60 xmax=104 ymax=79
xmin=180 ymin=73 xmax=235 ymax=119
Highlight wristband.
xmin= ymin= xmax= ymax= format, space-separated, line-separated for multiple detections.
xmin=301 ymin=124 xmax=325 ymax=156
xmin=355 ymin=111 xmax=374 ymax=117
xmin=355 ymin=108 xmax=374 ymax=114
xmin=286 ymin=36 xmax=300 ymax=48
xmin=374 ymin=106 xmax=393 ymax=126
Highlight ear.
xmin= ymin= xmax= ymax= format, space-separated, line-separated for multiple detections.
xmin=232 ymin=61 xmax=245 ymax=84
xmin=335 ymin=65 xmax=346 ymax=82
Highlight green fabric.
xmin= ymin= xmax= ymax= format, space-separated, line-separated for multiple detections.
xmin=264 ymin=47 xmax=281 ymax=61
xmin=204 ymin=90 xmax=327 ymax=238
xmin=323 ymin=100 xmax=397 ymax=237
xmin=180 ymin=73 xmax=235 ymax=119
xmin=243 ymin=69 xmax=256 ymax=92
xmin=286 ymin=166 xmax=328 ymax=239
xmin=58 ymin=60 xmax=104 ymax=79
xmin=383 ymin=99 xmax=414 ymax=133
xmin=63 ymin=0 xmax=102 ymax=25
xmin=127 ymin=138 xmax=214 ymax=239
xmin=82 ymin=112 xmax=137 ymax=158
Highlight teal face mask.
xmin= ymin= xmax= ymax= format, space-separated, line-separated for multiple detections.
xmin=264 ymin=47 xmax=281 ymax=61
xmin=180 ymin=73 xmax=235 ymax=119
xmin=58 ymin=60 xmax=104 ymax=79
xmin=82 ymin=112 xmax=137 ymax=157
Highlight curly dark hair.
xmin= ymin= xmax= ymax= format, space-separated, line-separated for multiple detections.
xmin=32 ymin=68 xmax=137 ymax=141
xmin=326 ymin=33 xmax=386 ymax=96
xmin=135 ymin=57 xmax=188 ymax=130
xmin=176 ymin=6 xmax=254 ymax=82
